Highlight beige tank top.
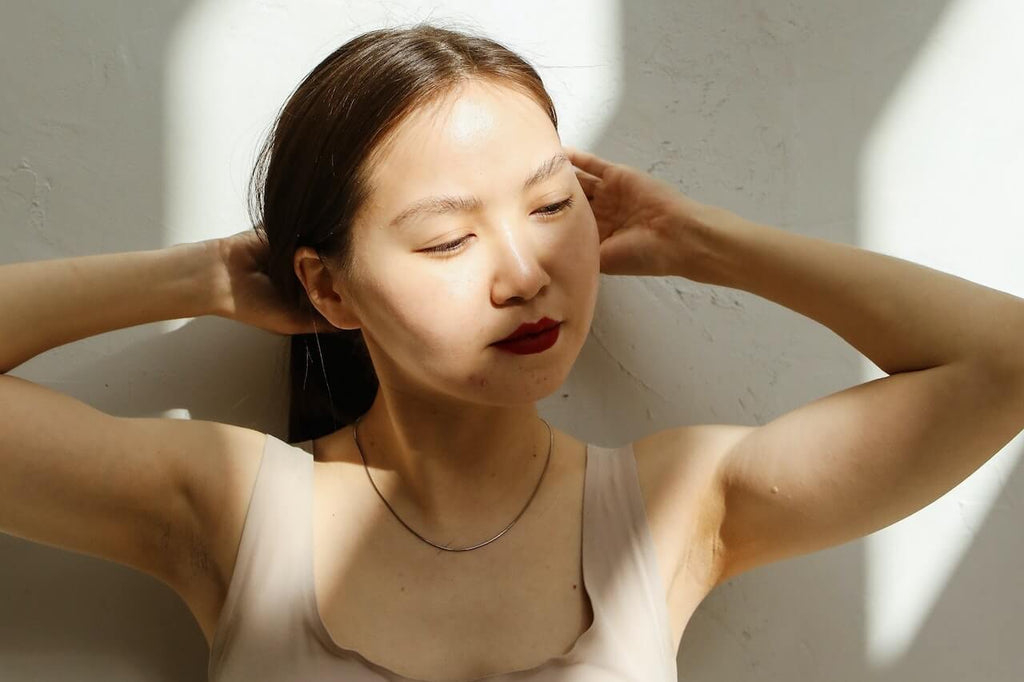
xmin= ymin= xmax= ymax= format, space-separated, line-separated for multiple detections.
xmin=208 ymin=434 xmax=678 ymax=681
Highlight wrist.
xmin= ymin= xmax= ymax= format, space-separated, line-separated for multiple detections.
xmin=673 ymin=205 xmax=752 ymax=288
xmin=174 ymin=238 xmax=233 ymax=318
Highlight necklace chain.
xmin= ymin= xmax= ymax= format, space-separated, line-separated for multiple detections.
xmin=351 ymin=415 xmax=552 ymax=552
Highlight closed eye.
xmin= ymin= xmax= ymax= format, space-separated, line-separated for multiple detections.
xmin=536 ymin=196 xmax=575 ymax=216
xmin=423 ymin=197 xmax=576 ymax=256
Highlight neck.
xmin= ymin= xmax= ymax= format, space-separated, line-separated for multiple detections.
xmin=350 ymin=387 xmax=552 ymax=533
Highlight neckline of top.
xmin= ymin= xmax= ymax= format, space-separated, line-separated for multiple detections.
xmin=301 ymin=441 xmax=599 ymax=681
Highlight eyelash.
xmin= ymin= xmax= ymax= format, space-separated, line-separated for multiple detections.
xmin=423 ymin=197 xmax=576 ymax=256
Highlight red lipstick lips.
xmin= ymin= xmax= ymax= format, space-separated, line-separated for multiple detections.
xmin=492 ymin=317 xmax=562 ymax=355
xmin=499 ymin=317 xmax=560 ymax=342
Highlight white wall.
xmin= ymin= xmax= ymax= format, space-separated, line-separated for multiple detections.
xmin=1 ymin=1 xmax=1021 ymax=680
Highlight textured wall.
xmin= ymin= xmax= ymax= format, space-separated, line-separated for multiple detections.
xmin=2 ymin=1 xmax=1021 ymax=680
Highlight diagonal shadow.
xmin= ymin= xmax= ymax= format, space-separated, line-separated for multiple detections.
xmin=596 ymin=1 xmax=1022 ymax=680
xmin=872 ymin=436 xmax=1024 ymax=681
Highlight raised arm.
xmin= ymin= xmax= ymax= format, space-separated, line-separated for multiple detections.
xmin=567 ymin=146 xmax=1024 ymax=589
xmin=0 ymin=241 xmax=220 ymax=374
xmin=691 ymin=215 xmax=1024 ymax=585
xmin=0 ymin=237 xmax=270 ymax=592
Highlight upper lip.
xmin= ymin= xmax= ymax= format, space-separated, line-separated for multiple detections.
xmin=494 ymin=317 xmax=561 ymax=343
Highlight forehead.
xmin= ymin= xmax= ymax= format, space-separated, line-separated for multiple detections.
xmin=364 ymin=81 xmax=560 ymax=210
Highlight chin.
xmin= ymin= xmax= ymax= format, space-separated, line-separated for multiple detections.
xmin=464 ymin=363 xmax=573 ymax=406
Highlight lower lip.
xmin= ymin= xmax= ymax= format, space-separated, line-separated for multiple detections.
xmin=492 ymin=323 xmax=561 ymax=355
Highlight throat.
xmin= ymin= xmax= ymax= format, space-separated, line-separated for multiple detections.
xmin=352 ymin=420 xmax=558 ymax=529
xmin=366 ymin=441 xmax=555 ymax=542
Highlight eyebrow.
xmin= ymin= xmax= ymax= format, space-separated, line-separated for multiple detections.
xmin=388 ymin=152 xmax=571 ymax=230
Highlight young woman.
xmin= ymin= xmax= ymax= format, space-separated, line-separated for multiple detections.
xmin=2 ymin=23 xmax=1022 ymax=682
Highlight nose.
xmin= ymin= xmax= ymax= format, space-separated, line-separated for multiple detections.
xmin=490 ymin=220 xmax=551 ymax=305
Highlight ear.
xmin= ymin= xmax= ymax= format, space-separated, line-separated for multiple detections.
xmin=293 ymin=246 xmax=361 ymax=330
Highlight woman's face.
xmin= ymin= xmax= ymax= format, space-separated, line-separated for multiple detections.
xmin=341 ymin=79 xmax=600 ymax=406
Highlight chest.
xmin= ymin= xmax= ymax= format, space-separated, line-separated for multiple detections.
xmin=186 ymin=436 xmax=718 ymax=677
xmin=311 ymin=456 xmax=595 ymax=680
xmin=311 ymin=440 xmax=717 ymax=678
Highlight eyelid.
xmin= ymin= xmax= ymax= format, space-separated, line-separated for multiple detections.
xmin=421 ymin=196 xmax=575 ymax=256
xmin=538 ymin=196 xmax=574 ymax=212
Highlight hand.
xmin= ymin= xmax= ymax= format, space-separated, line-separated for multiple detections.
xmin=210 ymin=230 xmax=342 ymax=335
xmin=566 ymin=146 xmax=730 ymax=280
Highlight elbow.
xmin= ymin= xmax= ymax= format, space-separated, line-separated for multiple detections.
xmin=1000 ymin=310 xmax=1024 ymax=393
xmin=976 ymin=301 xmax=1024 ymax=393
xmin=984 ymin=341 xmax=1024 ymax=424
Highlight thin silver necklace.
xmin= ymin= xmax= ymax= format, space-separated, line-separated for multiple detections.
xmin=351 ymin=414 xmax=552 ymax=552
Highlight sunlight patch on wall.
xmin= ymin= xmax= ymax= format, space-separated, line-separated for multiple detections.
xmin=162 ymin=0 xmax=621 ymax=249
xmin=859 ymin=0 xmax=1024 ymax=668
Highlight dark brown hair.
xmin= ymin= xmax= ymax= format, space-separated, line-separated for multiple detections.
xmin=248 ymin=22 xmax=559 ymax=443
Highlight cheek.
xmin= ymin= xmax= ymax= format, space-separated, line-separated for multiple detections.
xmin=377 ymin=275 xmax=481 ymax=349
xmin=562 ymin=215 xmax=601 ymax=326
xmin=560 ymin=212 xmax=601 ymax=277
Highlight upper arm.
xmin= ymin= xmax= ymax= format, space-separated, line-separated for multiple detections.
xmin=706 ymin=361 xmax=1024 ymax=587
xmin=0 ymin=374 xmax=266 ymax=592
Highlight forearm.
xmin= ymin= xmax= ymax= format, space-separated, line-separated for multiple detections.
xmin=0 ymin=241 xmax=228 ymax=373
xmin=691 ymin=213 xmax=1024 ymax=376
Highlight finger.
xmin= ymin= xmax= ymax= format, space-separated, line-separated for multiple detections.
xmin=574 ymin=168 xmax=599 ymax=199
xmin=564 ymin=145 xmax=614 ymax=179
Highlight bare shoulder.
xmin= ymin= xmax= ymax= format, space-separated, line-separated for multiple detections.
xmin=173 ymin=424 xmax=268 ymax=590
xmin=630 ymin=424 xmax=754 ymax=593
xmin=161 ymin=423 xmax=268 ymax=645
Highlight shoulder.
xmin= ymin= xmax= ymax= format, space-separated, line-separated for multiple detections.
xmin=290 ymin=438 xmax=315 ymax=456
xmin=629 ymin=424 xmax=754 ymax=588
xmin=175 ymin=426 xmax=269 ymax=591
xmin=631 ymin=423 xmax=753 ymax=489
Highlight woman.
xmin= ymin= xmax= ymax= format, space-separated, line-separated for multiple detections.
xmin=1 ymin=23 xmax=1022 ymax=682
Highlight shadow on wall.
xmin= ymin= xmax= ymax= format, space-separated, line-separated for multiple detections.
xmin=2 ymin=1 xmax=1021 ymax=681
xmin=0 ymin=3 xmax=224 ymax=680
xmin=603 ymin=1 xmax=1022 ymax=681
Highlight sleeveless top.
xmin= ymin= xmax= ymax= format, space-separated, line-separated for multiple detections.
xmin=207 ymin=434 xmax=678 ymax=681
